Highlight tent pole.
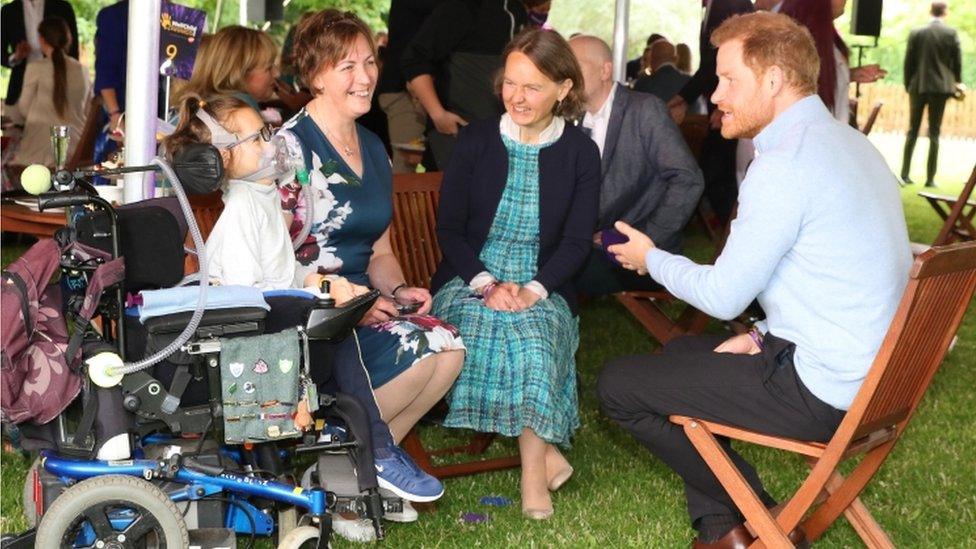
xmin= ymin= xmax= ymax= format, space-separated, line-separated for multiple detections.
xmin=122 ymin=0 xmax=161 ymax=203
xmin=612 ymin=0 xmax=630 ymax=84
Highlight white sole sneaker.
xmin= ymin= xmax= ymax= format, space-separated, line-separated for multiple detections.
xmin=332 ymin=515 xmax=376 ymax=543
xmin=383 ymin=499 xmax=418 ymax=523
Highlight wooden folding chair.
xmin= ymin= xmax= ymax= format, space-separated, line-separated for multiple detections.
xmin=670 ymin=241 xmax=976 ymax=548
xmin=390 ymin=171 xmax=521 ymax=479
xmin=912 ymin=164 xmax=976 ymax=256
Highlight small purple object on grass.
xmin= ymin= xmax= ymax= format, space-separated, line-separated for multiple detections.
xmin=460 ymin=512 xmax=489 ymax=523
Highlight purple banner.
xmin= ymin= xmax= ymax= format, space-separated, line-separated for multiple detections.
xmin=159 ymin=3 xmax=207 ymax=81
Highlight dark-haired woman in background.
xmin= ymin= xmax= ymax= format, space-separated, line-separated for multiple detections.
xmin=9 ymin=18 xmax=90 ymax=167
xmin=431 ymin=29 xmax=600 ymax=520
xmin=779 ymin=0 xmax=885 ymax=123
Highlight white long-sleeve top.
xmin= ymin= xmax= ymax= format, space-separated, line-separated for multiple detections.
xmin=205 ymin=179 xmax=296 ymax=290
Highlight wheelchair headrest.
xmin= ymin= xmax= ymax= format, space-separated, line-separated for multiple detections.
xmin=75 ymin=197 xmax=188 ymax=293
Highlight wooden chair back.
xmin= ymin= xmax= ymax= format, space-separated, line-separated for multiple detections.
xmin=842 ymin=241 xmax=976 ymax=442
xmin=183 ymin=191 xmax=224 ymax=275
xmin=859 ymin=101 xmax=883 ymax=136
xmin=390 ymin=172 xmax=443 ymax=289
xmin=66 ymin=95 xmax=105 ymax=170
xmin=679 ymin=114 xmax=709 ymax=163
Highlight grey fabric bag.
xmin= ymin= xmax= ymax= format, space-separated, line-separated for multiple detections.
xmin=220 ymin=328 xmax=302 ymax=443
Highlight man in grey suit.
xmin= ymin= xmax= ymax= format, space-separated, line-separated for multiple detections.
xmin=901 ymin=1 xmax=962 ymax=187
xmin=569 ymin=35 xmax=704 ymax=295
xmin=633 ymin=40 xmax=692 ymax=102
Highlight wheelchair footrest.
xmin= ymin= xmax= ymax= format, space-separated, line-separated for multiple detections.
xmin=187 ymin=527 xmax=236 ymax=549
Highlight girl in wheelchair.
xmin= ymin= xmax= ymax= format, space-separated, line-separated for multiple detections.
xmin=162 ymin=95 xmax=444 ymax=515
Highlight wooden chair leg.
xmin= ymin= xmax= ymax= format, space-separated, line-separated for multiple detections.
xmin=401 ymin=427 xmax=521 ymax=480
xmin=681 ymin=420 xmax=793 ymax=549
xmin=802 ymin=441 xmax=897 ymax=543
xmin=615 ymin=293 xmax=680 ymax=344
xmin=822 ymin=472 xmax=894 ymax=549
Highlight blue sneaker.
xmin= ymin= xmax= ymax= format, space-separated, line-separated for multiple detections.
xmin=374 ymin=446 xmax=444 ymax=502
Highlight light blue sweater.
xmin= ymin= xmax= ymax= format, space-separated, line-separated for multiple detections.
xmin=645 ymin=96 xmax=912 ymax=410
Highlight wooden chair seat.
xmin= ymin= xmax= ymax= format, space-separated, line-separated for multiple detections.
xmin=390 ymin=171 xmax=521 ymax=479
xmin=669 ymin=241 xmax=976 ymax=547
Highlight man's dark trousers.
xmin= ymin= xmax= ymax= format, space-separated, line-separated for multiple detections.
xmin=902 ymin=93 xmax=950 ymax=186
xmin=597 ymin=333 xmax=845 ymax=523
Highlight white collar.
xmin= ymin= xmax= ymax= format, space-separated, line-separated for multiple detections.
xmin=585 ymin=82 xmax=617 ymax=122
xmin=499 ymin=113 xmax=565 ymax=146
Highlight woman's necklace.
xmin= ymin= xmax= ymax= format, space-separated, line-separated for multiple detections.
xmin=310 ymin=103 xmax=358 ymax=157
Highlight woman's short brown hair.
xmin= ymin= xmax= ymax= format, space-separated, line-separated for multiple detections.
xmin=291 ymin=9 xmax=376 ymax=95
xmin=497 ymin=29 xmax=586 ymax=119
xmin=710 ymin=12 xmax=819 ymax=97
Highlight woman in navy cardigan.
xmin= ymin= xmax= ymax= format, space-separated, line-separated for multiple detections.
xmin=431 ymin=29 xmax=600 ymax=520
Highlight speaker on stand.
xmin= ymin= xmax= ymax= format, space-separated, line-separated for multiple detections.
xmin=848 ymin=0 xmax=883 ymax=126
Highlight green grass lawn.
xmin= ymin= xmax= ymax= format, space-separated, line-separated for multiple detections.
xmin=1 ymin=138 xmax=974 ymax=547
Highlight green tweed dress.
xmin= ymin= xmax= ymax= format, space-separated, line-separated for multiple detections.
xmin=432 ymin=134 xmax=580 ymax=446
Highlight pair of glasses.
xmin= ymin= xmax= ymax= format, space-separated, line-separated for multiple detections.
xmin=226 ymin=124 xmax=273 ymax=149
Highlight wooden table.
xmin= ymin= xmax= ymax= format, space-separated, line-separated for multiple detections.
xmin=1 ymin=203 xmax=66 ymax=238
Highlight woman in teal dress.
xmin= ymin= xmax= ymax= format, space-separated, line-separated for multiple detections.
xmin=279 ymin=10 xmax=464 ymax=446
xmin=431 ymin=30 xmax=601 ymax=519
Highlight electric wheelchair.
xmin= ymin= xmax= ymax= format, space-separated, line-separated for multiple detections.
xmin=3 ymin=159 xmax=400 ymax=549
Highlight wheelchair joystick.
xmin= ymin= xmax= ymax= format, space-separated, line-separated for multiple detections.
xmin=318 ymin=279 xmax=335 ymax=308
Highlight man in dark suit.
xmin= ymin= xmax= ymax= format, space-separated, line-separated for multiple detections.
xmin=667 ymin=0 xmax=753 ymax=226
xmin=633 ymin=40 xmax=692 ymax=102
xmin=1 ymin=0 xmax=78 ymax=106
xmin=570 ymin=35 xmax=704 ymax=296
xmin=901 ymin=1 xmax=962 ymax=187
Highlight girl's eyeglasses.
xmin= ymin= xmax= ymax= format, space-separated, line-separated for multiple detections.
xmin=226 ymin=125 xmax=273 ymax=149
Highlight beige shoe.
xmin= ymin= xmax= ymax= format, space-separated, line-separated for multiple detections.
xmin=522 ymin=506 xmax=554 ymax=520
xmin=547 ymin=465 xmax=574 ymax=492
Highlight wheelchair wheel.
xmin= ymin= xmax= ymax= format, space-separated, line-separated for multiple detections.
xmin=277 ymin=525 xmax=321 ymax=548
xmin=35 ymin=475 xmax=188 ymax=548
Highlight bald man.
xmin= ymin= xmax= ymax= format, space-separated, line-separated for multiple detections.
xmin=634 ymin=40 xmax=692 ymax=102
xmin=569 ymin=35 xmax=703 ymax=296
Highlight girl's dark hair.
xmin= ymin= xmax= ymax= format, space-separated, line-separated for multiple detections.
xmin=38 ymin=18 xmax=72 ymax=118
xmin=497 ymin=29 xmax=586 ymax=119
xmin=162 ymin=94 xmax=251 ymax=169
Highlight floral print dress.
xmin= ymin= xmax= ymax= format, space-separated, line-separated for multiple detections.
xmin=278 ymin=110 xmax=463 ymax=388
